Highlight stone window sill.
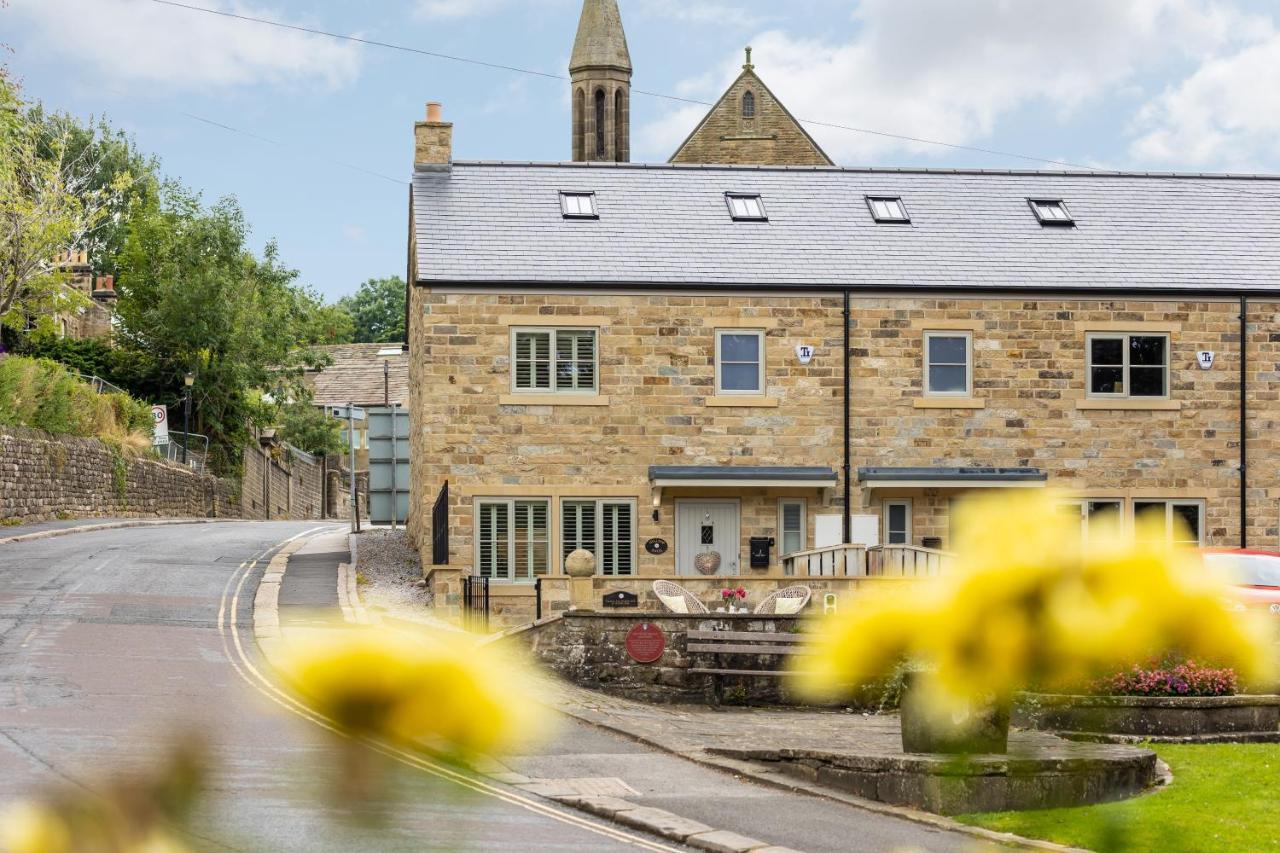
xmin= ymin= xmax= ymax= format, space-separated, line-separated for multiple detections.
xmin=913 ymin=397 xmax=985 ymax=410
xmin=499 ymin=394 xmax=610 ymax=407
xmin=706 ymin=395 xmax=780 ymax=408
xmin=1076 ymin=399 xmax=1182 ymax=411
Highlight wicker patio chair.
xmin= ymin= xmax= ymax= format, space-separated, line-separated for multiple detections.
xmin=753 ymin=585 xmax=812 ymax=615
xmin=652 ymin=580 xmax=710 ymax=615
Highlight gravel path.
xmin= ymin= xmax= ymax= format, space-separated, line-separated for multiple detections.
xmin=352 ymin=528 xmax=435 ymax=623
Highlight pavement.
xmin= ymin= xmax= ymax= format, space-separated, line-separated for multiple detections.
xmin=253 ymin=531 xmax=1031 ymax=853
xmin=0 ymin=521 xmax=682 ymax=851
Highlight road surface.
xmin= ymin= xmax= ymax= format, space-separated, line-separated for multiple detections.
xmin=0 ymin=521 xmax=978 ymax=852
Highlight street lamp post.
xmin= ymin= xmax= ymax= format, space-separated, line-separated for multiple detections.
xmin=182 ymin=372 xmax=194 ymax=465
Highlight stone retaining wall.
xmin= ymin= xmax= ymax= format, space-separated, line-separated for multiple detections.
xmin=510 ymin=611 xmax=800 ymax=704
xmin=0 ymin=426 xmax=240 ymax=523
xmin=1017 ymin=692 xmax=1280 ymax=738
xmin=240 ymin=441 xmax=328 ymax=521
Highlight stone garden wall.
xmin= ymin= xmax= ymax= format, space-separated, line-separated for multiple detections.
xmin=511 ymin=611 xmax=801 ymax=704
xmin=240 ymin=440 xmax=328 ymax=521
xmin=0 ymin=426 xmax=240 ymax=523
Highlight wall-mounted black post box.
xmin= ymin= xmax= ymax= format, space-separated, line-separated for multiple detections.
xmin=749 ymin=536 xmax=774 ymax=569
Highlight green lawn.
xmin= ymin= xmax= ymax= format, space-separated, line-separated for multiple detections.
xmin=958 ymin=744 xmax=1280 ymax=852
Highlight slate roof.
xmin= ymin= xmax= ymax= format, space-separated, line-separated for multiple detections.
xmin=411 ymin=161 xmax=1280 ymax=293
xmin=305 ymin=344 xmax=409 ymax=407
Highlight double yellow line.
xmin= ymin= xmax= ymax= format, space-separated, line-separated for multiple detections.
xmin=217 ymin=531 xmax=680 ymax=852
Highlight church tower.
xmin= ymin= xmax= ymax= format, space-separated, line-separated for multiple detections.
xmin=570 ymin=0 xmax=631 ymax=162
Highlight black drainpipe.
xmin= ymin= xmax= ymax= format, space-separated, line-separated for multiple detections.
xmin=1240 ymin=295 xmax=1249 ymax=548
xmin=843 ymin=289 xmax=852 ymax=545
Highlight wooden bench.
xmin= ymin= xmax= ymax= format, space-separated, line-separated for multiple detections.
xmin=687 ymin=630 xmax=810 ymax=705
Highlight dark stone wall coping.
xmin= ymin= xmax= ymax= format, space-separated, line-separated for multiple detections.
xmin=1021 ymin=692 xmax=1280 ymax=709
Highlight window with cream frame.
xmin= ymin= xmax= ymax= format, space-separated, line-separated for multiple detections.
xmin=474 ymin=498 xmax=550 ymax=582
xmin=923 ymin=330 xmax=972 ymax=396
xmin=561 ymin=498 xmax=636 ymax=576
xmin=1086 ymin=333 xmax=1169 ymax=399
xmin=511 ymin=327 xmax=598 ymax=395
xmin=777 ymin=498 xmax=806 ymax=558
xmin=715 ymin=329 xmax=765 ymax=395
xmin=884 ymin=499 xmax=912 ymax=546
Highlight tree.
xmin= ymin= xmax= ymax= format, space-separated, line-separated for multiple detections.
xmin=0 ymin=71 xmax=132 ymax=328
xmin=278 ymin=399 xmax=345 ymax=457
xmin=337 ymin=276 xmax=405 ymax=343
xmin=113 ymin=183 xmax=338 ymax=475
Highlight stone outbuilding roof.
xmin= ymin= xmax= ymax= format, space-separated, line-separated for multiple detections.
xmin=411 ymin=161 xmax=1280 ymax=294
xmin=304 ymin=343 xmax=409 ymax=407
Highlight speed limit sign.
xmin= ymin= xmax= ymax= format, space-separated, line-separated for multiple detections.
xmin=151 ymin=405 xmax=170 ymax=446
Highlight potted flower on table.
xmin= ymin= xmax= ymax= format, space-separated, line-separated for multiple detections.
xmin=720 ymin=587 xmax=748 ymax=614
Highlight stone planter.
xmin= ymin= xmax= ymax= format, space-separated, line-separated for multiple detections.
xmin=1018 ymin=692 xmax=1280 ymax=738
xmin=900 ymin=671 xmax=1010 ymax=754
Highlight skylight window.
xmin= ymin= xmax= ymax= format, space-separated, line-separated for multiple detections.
xmin=1029 ymin=199 xmax=1074 ymax=226
xmin=560 ymin=191 xmax=598 ymax=219
xmin=866 ymin=196 xmax=909 ymax=223
xmin=726 ymin=193 xmax=767 ymax=221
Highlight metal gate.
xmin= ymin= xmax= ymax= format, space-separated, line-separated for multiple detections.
xmin=366 ymin=405 xmax=410 ymax=525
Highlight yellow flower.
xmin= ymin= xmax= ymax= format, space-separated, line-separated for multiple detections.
xmin=0 ymin=802 xmax=71 ymax=853
xmin=279 ymin=626 xmax=552 ymax=760
xmin=796 ymin=490 xmax=1275 ymax=712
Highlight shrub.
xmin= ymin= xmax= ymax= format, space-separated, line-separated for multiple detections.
xmin=1089 ymin=659 xmax=1238 ymax=698
xmin=0 ymin=355 xmax=153 ymax=448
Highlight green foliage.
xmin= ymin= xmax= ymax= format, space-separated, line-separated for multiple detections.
xmin=0 ymin=355 xmax=152 ymax=442
xmin=112 ymin=183 xmax=346 ymax=476
xmin=960 ymin=744 xmax=1280 ymax=852
xmin=0 ymin=71 xmax=133 ymax=326
xmin=337 ymin=276 xmax=406 ymax=343
xmin=278 ymin=400 xmax=346 ymax=457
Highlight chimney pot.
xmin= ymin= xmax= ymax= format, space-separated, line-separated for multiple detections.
xmin=427 ymin=102 xmax=443 ymax=123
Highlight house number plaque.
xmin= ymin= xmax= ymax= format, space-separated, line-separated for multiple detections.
xmin=625 ymin=623 xmax=666 ymax=664
xmin=644 ymin=538 xmax=669 ymax=555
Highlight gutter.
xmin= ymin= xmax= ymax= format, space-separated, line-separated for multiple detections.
xmin=843 ymin=289 xmax=852 ymax=545
xmin=412 ymin=278 xmax=1280 ymax=300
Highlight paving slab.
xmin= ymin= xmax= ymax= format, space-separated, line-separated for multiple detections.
xmin=612 ymin=806 xmax=715 ymax=842
xmin=686 ymin=830 xmax=771 ymax=852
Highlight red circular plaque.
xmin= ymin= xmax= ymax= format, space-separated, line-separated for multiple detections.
xmin=625 ymin=623 xmax=666 ymax=664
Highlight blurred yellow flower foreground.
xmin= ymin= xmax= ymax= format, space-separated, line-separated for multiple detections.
xmin=278 ymin=625 xmax=553 ymax=761
xmin=797 ymin=490 xmax=1274 ymax=713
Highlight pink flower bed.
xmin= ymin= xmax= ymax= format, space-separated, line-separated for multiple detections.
xmin=1089 ymin=659 xmax=1238 ymax=697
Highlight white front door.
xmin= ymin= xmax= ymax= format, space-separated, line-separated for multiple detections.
xmin=676 ymin=500 xmax=740 ymax=576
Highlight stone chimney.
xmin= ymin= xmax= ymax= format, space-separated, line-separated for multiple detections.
xmin=92 ymin=275 xmax=117 ymax=301
xmin=414 ymin=102 xmax=453 ymax=167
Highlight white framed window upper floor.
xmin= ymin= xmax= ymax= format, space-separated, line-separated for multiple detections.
xmin=511 ymin=327 xmax=599 ymax=395
xmin=1086 ymin=333 xmax=1169 ymax=399
xmin=924 ymin=330 xmax=972 ymax=396
xmin=715 ymin=329 xmax=765 ymax=395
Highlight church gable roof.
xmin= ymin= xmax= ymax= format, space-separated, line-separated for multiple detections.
xmin=570 ymin=0 xmax=631 ymax=72
xmin=670 ymin=60 xmax=833 ymax=167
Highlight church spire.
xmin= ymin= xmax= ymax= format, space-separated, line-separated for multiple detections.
xmin=570 ymin=0 xmax=631 ymax=162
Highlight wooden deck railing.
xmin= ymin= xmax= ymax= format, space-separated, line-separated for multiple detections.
xmin=781 ymin=543 xmax=952 ymax=578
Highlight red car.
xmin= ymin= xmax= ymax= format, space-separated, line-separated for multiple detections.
xmin=1202 ymin=549 xmax=1280 ymax=615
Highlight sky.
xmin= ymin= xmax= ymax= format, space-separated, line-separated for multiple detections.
xmin=5 ymin=0 xmax=1280 ymax=301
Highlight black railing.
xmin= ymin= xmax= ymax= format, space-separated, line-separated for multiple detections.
xmin=431 ymin=482 xmax=449 ymax=565
xmin=462 ymin=576 xmax=490 ymax=633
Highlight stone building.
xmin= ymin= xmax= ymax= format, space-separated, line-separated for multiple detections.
xmin=402 ymin=0 xmax=1280 ymax=621
xmin=52 ymin=250 xmax=117 ymax=341
xmin=670 ymin=48 xmax=833 ymax=167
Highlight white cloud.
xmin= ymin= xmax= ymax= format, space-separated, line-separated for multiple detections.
xmin=1130 ymin=33 xmax=1280 ymax=169
xmin=7 ymin=0 xmax=362 ymax=90
xmin=634 ymin=0 xmax=772 ymax=29
xmin=638 ymin=0 xmax=1273 ymax=164
xmin=342 ymin=224 xmax=367 ymax=244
